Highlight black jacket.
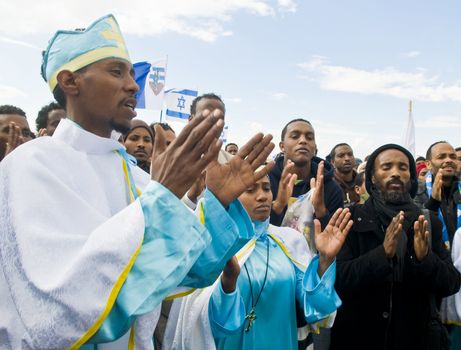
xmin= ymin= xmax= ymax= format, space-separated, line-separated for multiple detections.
xmin=414 ymin=177 xmax=461 ymax=245
xmin=268 ymin=154 xmax=343 ymax=227
xmin=331 ymin=199 xmax=461 ymax=350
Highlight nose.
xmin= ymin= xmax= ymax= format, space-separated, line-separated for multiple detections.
xmin=126 ymin=74 xmax=139 ymax=94
xmin=255 ymin=189 xmax=269 ymax=202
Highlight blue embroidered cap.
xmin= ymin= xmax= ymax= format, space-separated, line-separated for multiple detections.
xmin=41 ymin=14 xmax=131 ymax=91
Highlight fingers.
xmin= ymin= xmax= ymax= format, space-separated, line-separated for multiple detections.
xmin=152 ymin=124 xmax=167 ymax=156
xmin=244 ymin=134 xmax=275 ymax=169
xmin=314 ymin=219 xmax=322 ymax=237
xmin=196 ymin=137 xmax=223 ymax=170
xmin=327 ymin=208 xmax=343 ymax=227
xmin=288 ymin=173 xmax=298 ymax=189
xmin=338 ymin=209 xmax=352 ymax=232
xmin=173 ymin=109 xmax=210 ymax=146
xmin=316 ymin=161 xmax=325 ymax=191
xmin=237 ymin=133 xmax=264 ymax=159
xmin=38 ymin=128 xmax=48 ymax=137
xmin=253 ymin=160 xmax=275 ymax=182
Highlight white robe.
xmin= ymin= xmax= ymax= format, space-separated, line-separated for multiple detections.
xmin=0 ymin=119 xmax=250 ymax=349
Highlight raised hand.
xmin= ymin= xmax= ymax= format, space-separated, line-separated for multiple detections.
xmin=221 ymin=256 xmax=241 ymax=293
xmin=310 ymin=161 xmax=327 ymax=218
xmin=272 ymin=160 xmax=298 ymax=215
xmin=383 ymin=211 xmax=404 ymax=258
xmin=431 ymin=171 xmax=443 ymax=202
xmin=5 ymin=122 xmax=23 ymax=157
xmin=205 ymin=133 xmax=275 ymax=207
xmin=314 ymin=208 xmax=353 ymax=276
xmin=150 ymin=109 xmax=224 ymax=198
xmin=413 ymin=215 xmax=429 ymax=261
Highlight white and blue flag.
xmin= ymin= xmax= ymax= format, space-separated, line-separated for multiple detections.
xmin=134 ymin=59 xmax=167 ymax=110
xmin=165 ymin=88 xmax=198 ymax=121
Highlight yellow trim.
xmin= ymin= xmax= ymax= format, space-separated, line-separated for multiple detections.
xmin=268 ymin=233 xmax=307 ymax=270
xmin=48 ymin=46 xmax=130 ymax=90
xmin=444 ymin=320 xmax=461 ymax=327
xmin=68 ymin=241 xmax=143 ymax=349
xmin=128 ymin=325 xmax=135 ymax=350
xmin=165 ymin=288 xmax=197 ymax=301
xmin=236 ymin=240 xmax=257 ymax=260
xmin=199 ymin=202 xmax=205 ymax=225
xmin=121 ymin=157 xmax=135 ymax=202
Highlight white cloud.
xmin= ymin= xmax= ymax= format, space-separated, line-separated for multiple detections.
xmin=277 ymin=0 xmax=297 ymax=13
xmin=298 ymin=56 xmax=461 ymax=102
xmin=0 ymin=84 xmax=27 ymax=99
xmin=0 ymin=36 xmax=41 ymax=50
xmin=0 ymin=0 xmax=295 ymax=42
xmin=415 ymin=115 xmax=461 ymax=129
xmin=402 ymin=50 xmax=421 ymax=58
xmin=271 ymin=92 xmax=288 ymax=100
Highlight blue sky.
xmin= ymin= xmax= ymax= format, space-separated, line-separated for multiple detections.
xmin=1 ymin=0 xmax=460 ymax=159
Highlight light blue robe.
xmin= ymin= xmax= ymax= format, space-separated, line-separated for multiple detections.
xmin=85 ymin=187 xmax=253 ymax=345
xmin=208 ymin=220 xmax=340 ymax=350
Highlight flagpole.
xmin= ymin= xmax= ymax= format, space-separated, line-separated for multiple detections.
xmin=160 ymin=55 xmax=168 ymax=123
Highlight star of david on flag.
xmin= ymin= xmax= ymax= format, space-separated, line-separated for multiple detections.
xmin=165 ymin=88 xmax=198 ymax=121
xmin=133 ymin=59 xmax=167 ymax=110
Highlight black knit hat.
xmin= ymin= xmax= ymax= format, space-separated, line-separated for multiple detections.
xmin=365 ymin=144 xmax=418 ymax=198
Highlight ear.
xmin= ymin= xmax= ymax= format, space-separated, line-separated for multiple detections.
xmin=279 ymin=140 xmax=284 ymax=153
xmin=425 ymin=159 xmax=432 ymax=171
xmin=371 ymin=174 xmax=376 ymax=184
xmin=56 ymin=70 xmax=80 ymax=98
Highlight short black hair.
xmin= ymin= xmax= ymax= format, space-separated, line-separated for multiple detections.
xmin=329 ymin=143 xmax=352 ymax=160
xmin=415 ymin=156 xmax=426 ymax=162
xmin=0 ymin=105 xmax=26 ymax=117
xmin=52 ymin=85 xmax=66 ymax=109
xmin=281 ymin=118 xmax=311 ymax=141
xmin=426 ymin=141 xmax=449 ymax=160
xmin=455 ymin=147 xmax=461 ymax=152
xmin=190 ymin=93 xmax=225 ymax=116
xmin=36 ymin=102 xmax=64 ymax=131
xmin=354 ymin=171 xmax=365 ymax=187
xmin=225 ymin=142 xmax=238 ymax=150
xmin=150 ymin=122 xmax=175 ymax=143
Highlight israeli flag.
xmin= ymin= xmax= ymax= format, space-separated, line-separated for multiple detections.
xmin=134 ymin=60 xmax=167 ymax=110
xmin=165 ymin=88 xmax=198 ymax=121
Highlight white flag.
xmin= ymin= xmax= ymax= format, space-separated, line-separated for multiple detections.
xmin=403 ymin=100 xmax=415 ymax=155
xmin=134 ymin=59 xmax=167 ymax=110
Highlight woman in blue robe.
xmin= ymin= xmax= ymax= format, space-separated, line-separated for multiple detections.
xmin=173 ymin=174 xmax=353 ymax=350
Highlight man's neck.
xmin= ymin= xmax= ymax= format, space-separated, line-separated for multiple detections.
xmin=335 ymin=170 xmax=354 ymax=183
xmin=284 ymin=159 xmax=311 ymax=180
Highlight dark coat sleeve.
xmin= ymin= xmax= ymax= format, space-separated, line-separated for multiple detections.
xmin=335 ymin=229 xmax=394 ymax=295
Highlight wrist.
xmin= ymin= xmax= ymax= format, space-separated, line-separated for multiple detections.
xmin=318 ymin=254 xmax=334 ymax=277
xmin=221 ymin=275 xmax=237 ymax=293
xmin=272 ymin=199 xmax=285 ymax=214
xmin=314 ymin=205 xmax=327 ymax=218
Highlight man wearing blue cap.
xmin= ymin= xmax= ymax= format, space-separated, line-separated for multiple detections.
xmin=0 ymin=15 xmax=274 ymax=349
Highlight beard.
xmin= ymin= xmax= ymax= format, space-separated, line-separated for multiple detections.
xmin=375 ymin=179 xmax=412 ymax=204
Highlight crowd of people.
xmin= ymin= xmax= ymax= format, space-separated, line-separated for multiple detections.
xmin=1 ymin=13 xmax=461 ymax=350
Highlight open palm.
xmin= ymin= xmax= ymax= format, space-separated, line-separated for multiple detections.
xmin=314 ymin=208 xmax=353 ymax=259
xmin=206 ymin=133 xmax=275 ymax=207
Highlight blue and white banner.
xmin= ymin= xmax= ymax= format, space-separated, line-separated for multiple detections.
xmin=134 ymin=59 xmax=167 ymax=110
xmin=165 ymin=88 xmax=198 ymax=121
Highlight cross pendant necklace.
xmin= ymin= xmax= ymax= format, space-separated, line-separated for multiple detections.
xmin=244 ymin=308 xmax=257 ymax=332
xmin=243 ymin=237 xmax=270 ymax=333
